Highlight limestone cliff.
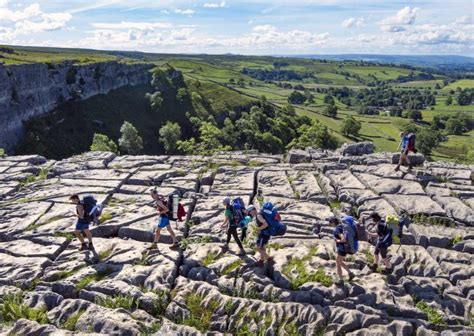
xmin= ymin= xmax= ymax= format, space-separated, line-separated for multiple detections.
xmin=0 ymin=61 xmax=153 ymax=151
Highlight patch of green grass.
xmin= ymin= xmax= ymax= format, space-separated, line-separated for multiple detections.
xmin=76 ymin=267 xmax=114 ymax=292
xmin=0 ymin=148 xmax=4 ymax=157
xmin=56 ymin=265 xmax=85 ymax=281
xmin=451 ymin=235 xmax=462 ymax=246
xmin=0 ymin=293 xmax=49 ymax=325
xmin=98 ymin=248 xmax=113 ymax=261
xmin=416 ymin=300 xmax=447 ymax=326
xmin=222 ymin=259 xmax=243 ymax=276
xmin=135 ymin=251 xmax=149 ymax=266
xmin=248 ymin=160 xmax=264 ymax=167
xmin=180 ymin=293 xmax=219 ymax=332
xmin=61 ymin=309 xmax=86 ymax=331
xmin=54 ymin=232 xmax=75 ymax=240
xmin=329 ymin=200 xmax=341 ymax=210
xmin=202 ymin=251 xmax=218 ymax=267
xmin=363 ymin=249 xmax=375 ymax=265
xmin=96 ymin=295 xmax=137 ymax=310
xmin=267 ymin=242 xmax=284 ymax=251
xmin=99 ymin=211 xmax=113 ymax=223
xmin=282 ymin=247 xmax=332 ymax=289
xmin=284 ymin=321 xmax=299 ymax=336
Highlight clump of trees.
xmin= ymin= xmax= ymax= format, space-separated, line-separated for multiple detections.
xmin=159 ymin=122 xmax=181 ymax=154
xmin=90 ymin=133 xmax=118 ymax=153
xmin=119 ymin=121 xmax=143 ymax=154
xmin=457 ymin=88 xmax=473 ymax=106
xmin=341 ymin=116 xmax=361 ymax=137
xmin=288 ymin=120 xmax=338 ymax=150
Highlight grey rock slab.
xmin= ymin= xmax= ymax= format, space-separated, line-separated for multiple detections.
xmin=59 ymin=169 xmax=129 ymax=181
xmin=0 ymin=239 xmax=64 ymax=259
xmin=1 ymin=154 xmax=47 ymax=165
xmin=391 ymin=153 xmax=426 ymax=165
xmin=336 ymin=142 xmax=374 ymax=156
xmin=24 ymin=290 xmax=64 ymax=311
xmin=258 ymin=170 xmax=295 ymax=199
xmin=346 ymin=320 xmax=413 ymax=336
xmin=350 ymin=163 xmax=404 ymax=179
xmin=0 ymin=201 xmax=53 ymax=238
xmin=357 ymin=197 xmax=396 ymax=218
xmin=288 ymin=149 xmax=311 ymax=164
xmin=409 ymin=224 xmax=469 ymax=249
xmin=326 ymin=170 xmax=366 ymax=191
xmin=0 ymin=253 xmax=51 ymax=288
xmin=160 ymin=174 xmax=199 ymax=194
xmin=118 ymin=216 xmax=187 ymax=243
xmin=355 ymin=173 xmax=426 ymax=195
xmin=126 ymin=169 xmax=179 ymax=185
xmin=5 ymin=319 xmax=61 ymax=336
xmin=383 ymin=194 xmax=445 ymax=216
xmin=338 ymin=188 xmax=379 ymax=205
xmin=326 ymin=306 xmax=385 ymax=334
xmin=433 ymin=196 xmax=474 ymax=225
xmin=288 ymin=171 xmax=326 ymax=203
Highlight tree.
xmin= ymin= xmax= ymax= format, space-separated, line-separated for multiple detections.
xmin=323 ymin=94 xmax=335 ymax=105
xmin=417 ymin=128 xmax=439 ymax=156
xmin=323 ymin=104 xmax=337 ymax=118
xmin=389 ymin=106 xmax=403 ymax=117
xmin=90 ymin=133 xmax=118 ymax=153
xmin=445 ymin=96 xmax=452 ymax=106
xmin=288 ymin=91 xmax=306 ymax=104
xmin=147 ymin=91 xmax=163 ymax=110
xmin=340 ymin=115 xmax=361 ymax=137
xmin=431 ymin=115 xmax=444 ymax=130
xmin=403 ymin=109 xmax=422 ymax=121
xmin=176 ymin=88 xmax=188 ymax=102
xmin=457 ymin=90 xmax=472 ymax=106
xmin=159 ymin=122 xmax=181 ymax=153
xmin=445 ymin=116 xmax=465 ymax=135
xmin=178 ymin=122 xmax=230 ymax=155
xmin=119 ymin=121 xmax=143 ymax=154
xmin=237 ymin=78 xmax=245 ymax=87
xmin=288 ymin=121 xmax=338 ymax=150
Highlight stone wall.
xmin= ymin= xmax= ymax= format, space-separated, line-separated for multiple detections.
xmin=0 ymin=61 xmax=153 ymax=151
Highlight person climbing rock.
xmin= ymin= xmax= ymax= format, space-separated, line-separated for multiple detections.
xmin=220 ymin=197 xmax=246 ymax=255
xmin=330 ymin=216 xmax=355 ymax=285
xmin=148 ymin=188 xmax=179 ymax=250
xmin=366 ymin=212 xmax=393 ymax=273
xmin=246 ymin=204 xmax=274 ymax=267
xmin=69 ymin=194 xmax=94 ymax=251
xmin=395 ymin=131 xmax=416 ymax=171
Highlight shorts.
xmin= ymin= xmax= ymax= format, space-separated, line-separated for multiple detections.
xmin=374 ymin=245 xmax=388 ymax=259
xmin=256 ymin=233 xmax=270 ymax=248
xmin=337 ymin=250 xmax=347 ymax=257
xmin=156 ymin=216 xmax=170 ymax=229
xmin=75 ymin=221 xmax=90 ymax=231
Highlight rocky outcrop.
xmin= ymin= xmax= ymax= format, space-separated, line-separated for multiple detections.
xmin=0 ymin=150 xmax=473 ymax=335
xmin=0 ymin=61 xmax=153 ymax=151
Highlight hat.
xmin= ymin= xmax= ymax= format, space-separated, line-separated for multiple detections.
xmin=222 ymin=197 xmax=231 ymax=205
xmin=246 ymin=205 xmax=256 ymax=212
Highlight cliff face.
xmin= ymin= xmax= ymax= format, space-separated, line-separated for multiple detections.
xmin=0 ymin=61 xmax=153 ymax=151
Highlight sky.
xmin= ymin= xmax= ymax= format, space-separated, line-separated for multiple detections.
xmin=0 ymin=0 xmax=472 ymax=56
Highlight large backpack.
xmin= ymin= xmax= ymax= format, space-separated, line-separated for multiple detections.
xmin=385 ymin=213 xmax=410 ymax=246
xmin=231 ymin=197 xmax=246 ymax=226
xmin=82 ymin=195 xmax=98 ymax=223
xmin=261 ymin=202 xmax=286 ymax=236
xmin=341 ymin=216 xmax=359 ymax=254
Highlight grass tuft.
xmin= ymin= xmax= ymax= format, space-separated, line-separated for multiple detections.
xmin=180 ymin=293 xmax=219 ymax=332
xmin=61 ymin=309 xmax=86 ymax=331
xmin=416 ymin=300 xmax=447 ymax=326
xmin=0 ymin=293 xmax=49 ymax=325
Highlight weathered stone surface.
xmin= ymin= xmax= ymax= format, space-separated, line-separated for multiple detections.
xmin=288 ymin=149 xmax=311 ymax=164
xmin=336 ymin=142 xmax=374 ymax=156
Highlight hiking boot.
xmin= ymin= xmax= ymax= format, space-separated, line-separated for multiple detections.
xmin=408 ymin=163 xmax=413 ymax=170
xmin=348 ymin=272 xmax=355 ymax=281
xmin=79 ymin=243 xmax=87 ymax=251
xmin=171 ymin=242 xmax=179 ymax=249
xmin=88 ymin=243 xmax=94 ymax=250
xmin=256 ymin=259 xmax=265 ymax=267
xmin=266 ymin=257 xmax=275 ymax=264
xmin=369 ymin=263 xmax=378 ymax=271
xmin=147 ymin=243 xmax=158 ymax=250
xmin=394 ymin=166 xmax=400 ymax=172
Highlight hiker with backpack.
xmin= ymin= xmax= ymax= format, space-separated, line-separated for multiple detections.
xmin=246 ymin=202 xmax=286 ymax=267
xmin=69 ymin=194 xmax=95 ymax=251
xmin=330 ymin=216 xmax=356 ymax=285
xmin=365 ymin=212 xmax=393 ymax=273
xmin=220 ymin=197 xmax=246 ymax=255
xmin=148 ymin=189 xmax=179 ymax=250
xmin=395 ymin=131 xmax=416 ymax=171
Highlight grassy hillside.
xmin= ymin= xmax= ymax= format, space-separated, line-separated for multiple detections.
xmin=4 ymin=45 xmax=473 ymax=162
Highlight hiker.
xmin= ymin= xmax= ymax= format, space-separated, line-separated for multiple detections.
xmin=366 ymin=212 xmax=393 ymax=273
xmin=246 ymin=205 xmax=274 ymax=266
xmin=148 ymin=189 xmax=179 ymax=250
xmin=69 ymin=194 xmax=94 ymax=251
xmin=220 ymin=197 xmax=246 ymax=255
xmin=395 ymin=131 xmax=415 ymax=171
xmin=330 ymin=216 xmax=356 ymax=285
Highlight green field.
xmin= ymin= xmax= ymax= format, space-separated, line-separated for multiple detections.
xmin=3 ymin=45 xmax=473 ymax=162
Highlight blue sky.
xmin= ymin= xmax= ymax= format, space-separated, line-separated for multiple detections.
xmin=0 ymin=0 xmax=472 ymax=55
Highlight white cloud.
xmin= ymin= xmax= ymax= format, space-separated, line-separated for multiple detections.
xmin=174 ymin=9 xmax=195 ymax=15
xmin=0 ymin=2 xmax=71 ymax=42
xmin=0 ymin=0 xmax=8 ymax=8
xmin=455 ymin=15 xmax=472 ymax=25
xmin=92 ymin=21 xmax=171 ymax=30
xmin=342 ymin=17 xmax=364 ymax=28
xmin=379 ymin=6 xmax=419 ymax=32
xmin=204 ymin=1 xmax=226 ymax=8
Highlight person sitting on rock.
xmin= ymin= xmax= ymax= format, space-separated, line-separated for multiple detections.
xmin=366 ymin=212 xmax=393 ymax=273
xmin=330 ymin=216 xmax=355 ymax=285
xmin=246 ymin=205 xmax=274 ymax=267
xmin=148 ymin=188 xmax=179 ymax=250
xmin=220 ymin=197 xmax=246 ymax=255
xmin=69 ymin=194 xmax=94 ymax=251
xmin=395 ymin=131 xmax=413 ymax=171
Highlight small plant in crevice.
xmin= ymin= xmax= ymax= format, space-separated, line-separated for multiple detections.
xmin=415 ymin=300 xmax=447 ymax=326
xmin=0 ymin=293 xmax=49 ymax=325
xmin=179 ymin=293 xmax=219 ymax=332
xmin=99 ymin=211 xmax=113 ymax=223
xmin=75 ymin=267 xmax=114 ymax=292
xmin=451 ymin=235 xmax=462 ymax=246
xmin=61 ymin=309 xmax=86 ymax=331
xmin=221 ymin=259 xmax=243 ymax=276
xmin=96 ymin=295 xmax=137 ymax=310
xmin=329 ymin=200 xmax=341 ymax=210
xmin=363 ymin=249 xmax=375 ymax=265
xmin=98 ymin=248 xmax=113 ymax=261
xmin=202 ymin=251 xmax=218 ymax=267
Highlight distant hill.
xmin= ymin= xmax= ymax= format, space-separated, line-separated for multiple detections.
xmin=286 ymin=54 xmax=474 ymax=69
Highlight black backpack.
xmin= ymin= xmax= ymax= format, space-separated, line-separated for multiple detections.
xmin=82 ymin=196 xmax=97 ymax=222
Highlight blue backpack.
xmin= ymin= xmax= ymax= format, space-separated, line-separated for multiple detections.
xmin=261 ymin=202 xmax=286 ymax=236
xmin=231 ymin=197 xmax=245 ymax=226
xmin=341 ymin=215 xmax=359 ymax=254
